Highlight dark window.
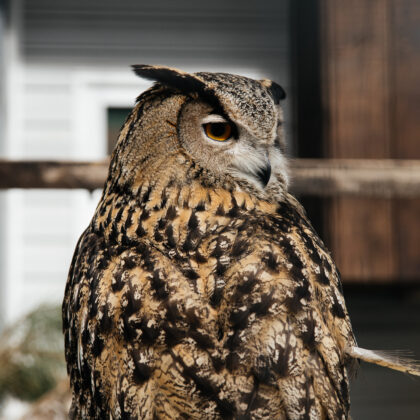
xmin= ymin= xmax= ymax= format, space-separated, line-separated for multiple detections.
xmin=107 ymin=107 xmax=132 ymax=154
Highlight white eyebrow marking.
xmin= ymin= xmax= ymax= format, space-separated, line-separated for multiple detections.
xmin=201 ymin=114 xmax=228 ymax=124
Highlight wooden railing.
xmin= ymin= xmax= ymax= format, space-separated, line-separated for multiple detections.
xmin=1 ymin=158 xmax=420 ymax=197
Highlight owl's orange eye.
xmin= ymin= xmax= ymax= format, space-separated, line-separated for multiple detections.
xmin=203 ymin=122 xmax=233 ymax=142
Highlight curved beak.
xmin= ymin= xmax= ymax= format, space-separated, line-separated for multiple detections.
xmin=256 ymin=158 xmax=271 ymax=187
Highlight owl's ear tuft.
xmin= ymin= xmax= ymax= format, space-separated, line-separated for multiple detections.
xmin=132 ymin=65 xmax=221 ymax=108
xmin=132 ymin=65 xmax=205 ymax=93
xmin=260 ymin=79 xmax=286 ymax=104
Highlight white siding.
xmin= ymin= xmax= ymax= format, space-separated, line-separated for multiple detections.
xmin=21 ymin=81 xmax=73 ymax=158
xmin=2 ymin=0 xmax=291 ymax=324
xmin=3 ymin=64 xmax=147 ymax=323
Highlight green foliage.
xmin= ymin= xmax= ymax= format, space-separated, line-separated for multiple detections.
xmin=0 ymin=304 xmax=66 ymax=402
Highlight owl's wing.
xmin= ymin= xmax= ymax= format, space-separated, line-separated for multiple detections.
xmin=197 ymin=193 xmax=356 ymax=419
xmin=63 ymin=193 xmax=417 ymax=420
xmin=63 ymin=228 xmax=234 ymax=419
xmin=74 ymin=195 xmax=352 ymax=420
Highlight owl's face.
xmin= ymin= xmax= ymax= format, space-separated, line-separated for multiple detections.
xmin=177 ymin=97 xmax=286 ymax=190
xmin=122 ymin=65 xmax=288 ymax=195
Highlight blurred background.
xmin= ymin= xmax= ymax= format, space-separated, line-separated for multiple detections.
xmin=0 ymin=0 xmax=419 ymax=418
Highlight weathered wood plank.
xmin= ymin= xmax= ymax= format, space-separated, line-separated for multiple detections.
xmin=291 ymin=159 xmax=420 ymax=197
xmin=320 ymin=0 xmax=396 ymax=282
xmin=1 ymin=159 xmax=420 ymax=197
xmin=0 ymin=159 xmax=110 ymax=191
xmin=392 ymin=0 xmax=420 ymax=280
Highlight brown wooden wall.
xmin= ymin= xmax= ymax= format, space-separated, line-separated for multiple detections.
xmin=320 ymin=0 xmax=420 ymax=282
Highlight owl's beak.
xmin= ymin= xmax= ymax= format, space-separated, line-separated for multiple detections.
xmin=256 ymin=160 xmax=271 ymax=187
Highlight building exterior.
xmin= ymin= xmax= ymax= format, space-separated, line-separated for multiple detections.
xmin=0 ymin=0 xmax=291 ymax=324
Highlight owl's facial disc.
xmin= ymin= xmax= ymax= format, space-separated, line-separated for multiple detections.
xmin=228 ymin=144 xmax=272 ymax=189
xmin=199 ymin=114 xmax=271 ymax=187
xmin=178 ymin=100 xmax=285 ymax=191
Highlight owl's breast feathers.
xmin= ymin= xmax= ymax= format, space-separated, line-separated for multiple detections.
xmin=63 ymin=178 xmax=356 ymax=419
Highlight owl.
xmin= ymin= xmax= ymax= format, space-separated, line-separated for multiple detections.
xmin=63 ymin=65 xmax=419 ymax=419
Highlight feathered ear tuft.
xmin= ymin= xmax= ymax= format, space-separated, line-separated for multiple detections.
xmin=132 ymin=65 xmax=206 ymax=94
xmin=132 ymin=64 xmax=221 ymax=108
xmin=260 ymin=79 xmax=286 ymax=104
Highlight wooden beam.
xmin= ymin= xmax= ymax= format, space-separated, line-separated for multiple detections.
xmin=1 ymin=159 xmax=420 ymax=197
xmin=0 ymin=159 xmax=109 ymax=191
xmin=290 ymin=159 xmax=420 ymax=197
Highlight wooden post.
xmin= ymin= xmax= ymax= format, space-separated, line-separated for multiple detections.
xmin=320 ymin=0 xmax=397 ymax=282
xmin=391 ymin=0 xmax=420 ymax=280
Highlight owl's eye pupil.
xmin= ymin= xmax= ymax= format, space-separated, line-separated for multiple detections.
xmin=203 ymin=122 xmax=233 ymax=142
xmin=210 ymin=123 xmax=227 ymax=137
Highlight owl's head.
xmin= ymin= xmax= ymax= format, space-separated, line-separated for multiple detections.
xmin=113 ymin=65 xmax=288 ymax=198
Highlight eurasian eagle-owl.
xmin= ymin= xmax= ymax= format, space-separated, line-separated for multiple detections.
xmin=63 ymin=65 xmax=419 ymax=419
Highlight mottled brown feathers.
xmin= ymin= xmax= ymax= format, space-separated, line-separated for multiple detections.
xmin=63 ymin=66 xmax=356 ymax=419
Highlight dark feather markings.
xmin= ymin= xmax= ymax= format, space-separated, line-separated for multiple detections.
xmin=230 ymin=308 xmax=250 ymax=330
xmin=131 ymin=349 xmax=153 ymax=385
xmin=140 ymin=209 xmax=151 ymax=221
xmin=111 ymin=269 xmax=125 ymax=293
xmin=210 ymin=287 xmax=224 ymax=308
xmin=169 ymin=349 xmax=236 ymax=419
xmin=165 ymin=225 xmax=177 ymax=248
xmin=183 ymin=268 xmax=200 ymax=280
xmin=331 ymin=296 xmax=346 ymax=319
xmin=340 ymin=378 xmax=350 ymax=412
xmin=98 ymin=305 xmax=113 ymax=334
xmin=122 ymin=315 xmax=138 ymax=342
xmin=211 ymin=355 xmax=225 ymax=372
xmin=216 ymin=204 xmax=225 ymax=216
xmin=165 ymin=300 xmax=181 ymax=321
xmin=301 ymin=317 xmax=317 ymax=351
xmin=188 ymin=212 xmax=200 ymax=230
xmin=150 ymin=269 xmax=169 ymax=300
xmin=190 ymin=331 xmax=215 ymax=350
xmin=193 ymin=250 xmax=208 ymax=263
xmin=92 ymin=335 xmax=105 ymax=357
xmin=225 ymin=330 xmax=242 ymax=351
xmin=195 ymin=201 xmax=206 ymax=212
xmin=163 ymin=322 xmax=186 ymax=347
xmin=157 ymin=218 xmax=167 ymax=230
xmin=250 ymin=291 xmax=275 ymax=316
xmin=216 ymin=261 xmax=228 ymax=276
xmin=231 ymin=238 xmax=249 ymax=258
xmin=135 ymin=222 xmax=146 ymax=238
xmin=210 ymin=239 xmax=227 ymax=259
xmin=253 ymin=355 xmax=273 ymax=385
xmin=236 ymin=272 xmax=259 ymax=296
xmin=185 ymin=308 xmax=201 ymax=329
xmin=266 ymin=80 xmax=286 ymax=103
xmin=154 ymin=227 xmax=164 ymax=243
xmin=165 ymin=205 xmax=178 ymax=220
xmin=285 ymin=281 xmax=311 ymax=314
xmin=226 ymin=352 xmax=240 ymax=372
xmin=262 ymin=251 xmax=279 ymax=273
xmin=134 ymin=317 xmax=160 ymax=345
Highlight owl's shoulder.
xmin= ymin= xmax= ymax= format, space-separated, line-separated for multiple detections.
xmin=212 ymin=192 xmax=356 ymax=349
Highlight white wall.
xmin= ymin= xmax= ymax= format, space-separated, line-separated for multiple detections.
xmin=2 ymin=64 xmax=151 ymax=323
xmin=1 ymin=0 xmax=291 ymax=324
